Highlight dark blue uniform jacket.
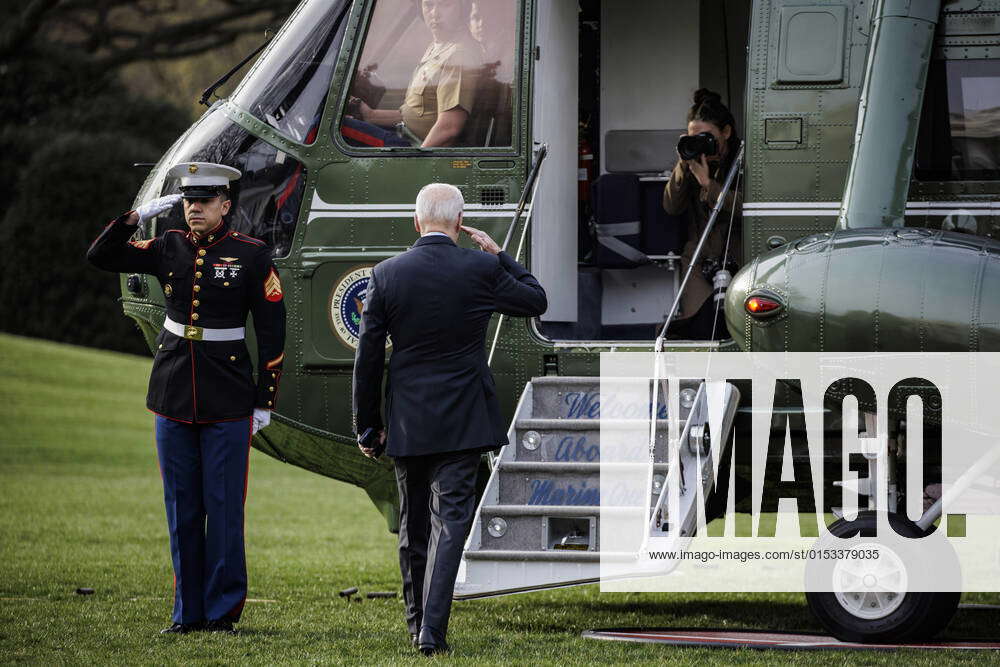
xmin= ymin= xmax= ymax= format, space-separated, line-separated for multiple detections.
xmin=352 ymin=235 xmax=547 ymax=457
xmin=87 ymin=214 xmax=286 ymax=423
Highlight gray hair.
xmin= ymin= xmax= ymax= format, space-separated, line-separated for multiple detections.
xmin=415 ymin=183 xmax=464 ymax=229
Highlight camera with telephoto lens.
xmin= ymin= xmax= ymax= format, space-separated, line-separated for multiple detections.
xmin=677 ymin=131 xmax=719 ymax=161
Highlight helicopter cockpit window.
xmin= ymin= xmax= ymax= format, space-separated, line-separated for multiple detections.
xmin=916 ymin=59 xmax=1000 ymax=181
xmin=231 ymin=0 xmax=350 ymax=145
xmin=155 ymin=111 xmax=306 ymax=258
xmin=339 ymin=0 xmax=519 ymax=150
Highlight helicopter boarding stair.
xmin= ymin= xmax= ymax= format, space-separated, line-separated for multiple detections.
xmin=455 ymin=375 xmax=740 ymax=598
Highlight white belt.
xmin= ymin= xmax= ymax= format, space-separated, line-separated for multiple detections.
xmin=164 ymin=317 xmax=245 ymax=342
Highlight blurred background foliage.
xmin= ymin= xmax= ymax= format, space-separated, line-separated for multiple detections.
xmin=0 ymin=0 xmax=297 ymax=354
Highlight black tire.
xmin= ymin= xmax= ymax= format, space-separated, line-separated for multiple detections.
xmin=804 ymin=511 xmax=961 ymax=643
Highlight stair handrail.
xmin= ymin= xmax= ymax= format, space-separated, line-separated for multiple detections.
xmin=502 ymin=143 xmax=548 ymax=253
xmin=488 ymin=143 xmax=549 ymax=367
xmin=642 ymin=142 xmax=744 ymax=555
xmin=654 ymin=140 xmax=745 ymax=354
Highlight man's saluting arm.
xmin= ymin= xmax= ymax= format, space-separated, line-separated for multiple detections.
xmin=492 ymin=250 xmax=547 ymax=317
xmin=460 ymin=224 xmax=547 ymax=317
xmin=86 ymin=195 xmax=181 ymax=274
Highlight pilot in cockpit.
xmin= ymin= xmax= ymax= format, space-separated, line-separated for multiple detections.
xmin=345 ymin=0 xmax=483 ymax=148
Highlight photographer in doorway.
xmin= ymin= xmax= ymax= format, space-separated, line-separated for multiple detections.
xmin=663 ymin=88 xmax=743 ymax=340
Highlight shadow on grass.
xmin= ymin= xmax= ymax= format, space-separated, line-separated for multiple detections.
xmin=482 ymin=596 xmax=1000 ymax=642
xmin=227 ymin=628 xmax=284 ymax=638
xmin=478 ymin=596 xmax=817 ymax=634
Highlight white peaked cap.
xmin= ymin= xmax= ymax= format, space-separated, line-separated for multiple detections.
xmin=166 ymin=162 xmax=242 ymax=188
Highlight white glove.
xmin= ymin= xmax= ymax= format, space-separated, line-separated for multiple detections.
xmin=137 ymin=194 xmax=182 ymax=223
xmin=252 ymin=408 xmax=271 ymax=435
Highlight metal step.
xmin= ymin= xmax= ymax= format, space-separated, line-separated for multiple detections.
xmin=514 ymin=417 xmax=668 ymax=430
xmin=498 ymin=461 xmax=670 ymax=474
xmin=529 ymin=375 xmax=700 ymax=421
xmin=531 ymin=377 xmax=599 ymax=420
xmin=498 ymin=467 xmax=601 ymax=507
xmin=480 ymin=504 xmax=640 ymax=517
xmin=495 ymin=464 xmax=658 ymax=507
xmin=511 ymin=418 xmax=671 ymax=463
xmin=458 ymin=375 xmax=741 ymax=599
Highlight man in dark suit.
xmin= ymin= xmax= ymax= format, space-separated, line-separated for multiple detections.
xmin=352 ymin=182 xmax=546 ymax=656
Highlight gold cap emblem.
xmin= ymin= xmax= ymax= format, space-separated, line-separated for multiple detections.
xmin=188 ymin=164 xmax=199 ymax=174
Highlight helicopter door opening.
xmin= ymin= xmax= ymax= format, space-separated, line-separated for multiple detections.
xmin=531 ymin=0 xmax=749 ymax=343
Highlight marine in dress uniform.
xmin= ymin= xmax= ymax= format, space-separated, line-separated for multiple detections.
xmin=86 ymin=162 xmax=286 ymax=635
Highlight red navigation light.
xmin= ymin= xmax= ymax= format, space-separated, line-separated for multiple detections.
xmin=745 ymin=295 xmax=783 ymax=316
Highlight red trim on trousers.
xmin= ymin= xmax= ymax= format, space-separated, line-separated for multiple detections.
xmin=189 ymin=340 xmax=198 ymax=422
xmin=225 ymin=418 xmax=254 ymax=621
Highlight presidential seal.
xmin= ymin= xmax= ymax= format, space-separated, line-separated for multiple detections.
xmin=330 ymin=266 xmax=376 ymax=349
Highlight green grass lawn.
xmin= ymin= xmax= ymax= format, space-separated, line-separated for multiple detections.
xmin=0 ymin=333 xmax=997 ymax=665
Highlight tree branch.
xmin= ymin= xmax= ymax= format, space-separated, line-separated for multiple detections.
xmin=93 ymin=20 xmax=276 ymax=69
xmin=0 ymin=0 xmax=63 ymax=60
xmin=9 ymin=0 xmax=299 ymax=70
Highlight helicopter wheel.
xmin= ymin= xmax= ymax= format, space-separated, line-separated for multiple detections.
xmin=804 ymin=511 xmax=961 ymax=644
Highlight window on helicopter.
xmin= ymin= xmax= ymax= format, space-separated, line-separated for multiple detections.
xmin=232 ymin=0 xmax=351 ymax=146
xmin=338 ymin=0 xmax=520 ymax=150
xmin=915 ymin=59 xmax=1000 ymax=181
xmin=156 ymin=112 xmax=306 ymax=259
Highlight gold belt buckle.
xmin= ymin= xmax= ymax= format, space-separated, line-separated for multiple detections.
xmin=184 ymin=325 xmax=204 ymax=341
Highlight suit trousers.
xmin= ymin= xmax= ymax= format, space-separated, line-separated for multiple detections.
xmin=155 ymin=415 xmax=253 ymax=624
xmin=394 ymin=449 xmax=481 ymax=640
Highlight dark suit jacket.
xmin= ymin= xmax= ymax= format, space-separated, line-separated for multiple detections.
xmin=352 ymin=235 xmax=547 ymax=457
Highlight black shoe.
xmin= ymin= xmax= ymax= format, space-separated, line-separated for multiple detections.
xmin=205 ymin=619 xmax=237 ymax=635
xmin=418 ymin=641 xmax=450 ymax=657
xmin=160 ymin=621 xmax=203 ymax=634
xmin=417 ymin=627 xmax=450 ymax=656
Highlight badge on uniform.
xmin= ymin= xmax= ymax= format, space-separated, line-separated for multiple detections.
xmin=213 ymin=260 xmax=241 ymax=280
xmin=129 ymin=239 xmax=154 ymax=250
xmin=264 ymin=268 xmax=283 ymax=302
xmin=164 ymin=284 xmax=173 ymax=297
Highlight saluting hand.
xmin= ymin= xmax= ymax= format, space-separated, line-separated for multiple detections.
xmin=460 ymin=225 xmax=501 ymax=255
xmin=136 ymin=194 xmax=182 ymax=224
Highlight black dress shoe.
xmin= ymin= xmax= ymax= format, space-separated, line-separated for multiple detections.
xmin=160 ymin=621 xmax=203 ymax=634
xmin=418 ymin=640 xmax=450 ymax=657
xmin=417 ymin=627 xmax=450 ymax=656
xmin=205 ymin=619 xmax=237 ymax=635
